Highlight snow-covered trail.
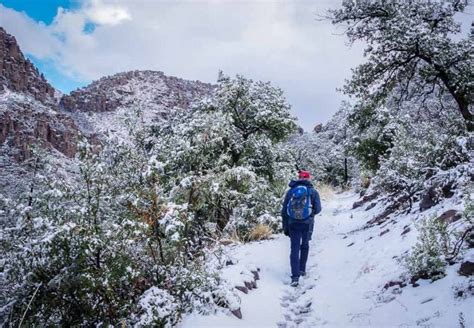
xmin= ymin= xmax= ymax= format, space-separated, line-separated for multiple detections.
xmin=182 ymin=192 xmax=474 ymax=327
xmin=181 ymin=192 xmax=360 ymax=328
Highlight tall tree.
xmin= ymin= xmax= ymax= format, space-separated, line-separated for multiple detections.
xmin=330 ymin=0 xmax=473 ymax=131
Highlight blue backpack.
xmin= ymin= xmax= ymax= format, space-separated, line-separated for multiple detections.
xmin=286 ymin=185 xmax=312 ymax=220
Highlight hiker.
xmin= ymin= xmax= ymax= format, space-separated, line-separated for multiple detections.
xmin=281 ymin=170 xmax=321 ymax=287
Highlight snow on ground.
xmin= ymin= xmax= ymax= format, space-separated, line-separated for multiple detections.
xmin=181 ymin=192 xmax=474 ymax=327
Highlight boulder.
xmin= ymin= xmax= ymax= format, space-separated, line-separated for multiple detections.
xmin=458 ymin=261 xmax=474 ymax=276
xmin=419 ymin=187 xmax=438 ymax=211
xmin=353 ymin=192 xmax=379 ymax=209
xmin=441 ymin=182 xmax=455 ymax=198
xmin=436 ymin=209 xmax=462 ymax=224
xmin=235 ymin=286 xmax=248 ymax=294
xmin=401 ymin=226 xmax=411 ymax=236
xmin=383 ymin=280 xmax=406 ymax=289
xmin=379 ymin=229 xmax=390 ymax=236
xmin=231 ymin=308 xmax=242 ymax=319
xmin=366 ymin=208 xmax=394 ymax=226
xmin=365 ymin=202 xmax=377 ymax=211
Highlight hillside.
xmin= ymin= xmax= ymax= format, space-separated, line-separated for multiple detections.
xmin=60 ymin=70 xmax=214 ymax=137
xmin=0 ymin=27 xmax=57 ymax=105
xmin=0 ymin=27 xmax=214 ymax=162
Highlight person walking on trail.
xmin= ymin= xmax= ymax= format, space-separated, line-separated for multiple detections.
xmin=281 ymin=170 xmax=321 ymax=287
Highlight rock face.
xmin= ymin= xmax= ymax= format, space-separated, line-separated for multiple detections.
xmin=59 ymin=70 xmax=214 ymax=138
xmin=458 ymin=261 xmax=474 ymax=276
xmin=0 ymin=94 xmax=80 ymax=161
xmin=60 ymin=70 xmax=214 ymax=114
xmin=0 ymin=27 xmax=81 ymax=162
xmin=0 ymin=27 xmax=56 ymax=105
xmin=419 ymin=187 xmax=438 ymax=211
xmin=436 ymin=209 xmax=462 ymax=225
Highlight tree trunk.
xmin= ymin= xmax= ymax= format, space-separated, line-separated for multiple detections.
xmin=344 ymin=158 xmax=348 ymax=184
xmin=458 ymin=101 xmax=473 ymax=132
xmin=415 ymin=53 xmax=473 ymax=131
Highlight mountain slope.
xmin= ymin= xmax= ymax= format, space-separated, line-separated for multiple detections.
xmin=60 ymin=70 xmax=214 ymax=137
xmin=0 ymin=27 xmax=214 ymax=196
xmin=0 ymin=27 xmax=214 ymax=160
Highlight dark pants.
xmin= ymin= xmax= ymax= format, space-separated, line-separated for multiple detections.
xmin=289 ymin=222 xmax=310 ymax=280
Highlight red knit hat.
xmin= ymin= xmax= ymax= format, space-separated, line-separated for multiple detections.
xmin=298 ymin=170 xmax=311 ymax=179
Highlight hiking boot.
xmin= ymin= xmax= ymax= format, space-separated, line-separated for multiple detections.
xmin=290 ymin=278 xmax=299 ymax=287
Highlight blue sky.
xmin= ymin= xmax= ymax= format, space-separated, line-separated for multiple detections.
xmin=1 ymin=0 xmax=89 ymax=92
xmin=1 ymin=0 xmax=78 ymax=24
xmin=0 ymin=0 xmax=472 ymax=130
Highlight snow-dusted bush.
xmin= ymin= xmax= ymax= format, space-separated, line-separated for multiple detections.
xmin=406 ymin=191 xmax=474 ymax=281
xmin=0 ymin=73 xmax=296 ymax=325
xmin=0 ymin=139 xmax=236 ymax=326
xmin=405 ymin=217 xmax=449 ymax=280
xmin=147 ymin=74 xmax=297 ymax=240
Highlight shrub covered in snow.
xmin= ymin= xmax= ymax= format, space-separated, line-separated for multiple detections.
xmin=405 ymin=217 xmax=450 ymax=280
xmin=406 ymin=190 xmax=474 ymax=281
xmin=284 ymin=103 xmax=358 ymax=187
xmin=146 ymin=74 xmax=297 ymax=240
xmin=0 ymin=140 xmax=238 ymax=326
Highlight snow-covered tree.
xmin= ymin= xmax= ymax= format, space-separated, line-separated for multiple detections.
xmin=147 ymin=74 xmax=297 ymax=239
xmin=284 ymin=103 xmax=358 ymax=186
xmin=330 ymin=0 xmax=474 ymax=131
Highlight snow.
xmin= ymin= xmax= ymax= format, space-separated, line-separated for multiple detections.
xmin=181 ymin=192 xmax=474 ymax=327
xmin=136 ymin=287 xmax=176 ymax=325
xmin=182 ymin=236 xmax=289 ymax=327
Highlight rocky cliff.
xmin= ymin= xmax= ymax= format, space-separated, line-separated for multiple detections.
xmin=0 ymin=27 xmax=82 ymax=163
xmin=61 ymin=70 xmax=213 ymax=113
xmin=60 ymin=70 xmax=214 ymax=137
xmin=0 ymin=27 xmax=56 ymax=105
xmin=0 ymin=92 xmax=80 ymax=161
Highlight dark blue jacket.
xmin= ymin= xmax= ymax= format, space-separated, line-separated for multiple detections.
xmin=281 ymin=180 xmax=322 ymax=232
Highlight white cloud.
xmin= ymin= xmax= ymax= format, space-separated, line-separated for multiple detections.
xmin=85 ymin=0 xmax=131 ymax=26
xmin=0 ymin=0 xmax=367 ymax=130
xmin=0 ymin=5 xmax=61 ymax=59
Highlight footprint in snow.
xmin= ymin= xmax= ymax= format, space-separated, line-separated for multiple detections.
xmin=279 ymin=276 xmax=317 ymax=327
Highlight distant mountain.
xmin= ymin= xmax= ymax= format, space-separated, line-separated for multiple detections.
xmin=0 ymin=26 xmax=214 ymax=194
xmin=61 ymin=70 xmax=213 ymax=113
xmin=0 ymin=27 xmax=214 ymax=160
xmin=60 ymin=70 xmax=214 ymax=137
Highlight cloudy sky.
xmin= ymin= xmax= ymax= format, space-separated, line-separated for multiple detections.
xmin=0 ymin=1 xmax=471 ymax=130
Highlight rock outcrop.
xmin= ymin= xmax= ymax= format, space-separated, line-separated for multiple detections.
xmin=0 ymin=27 xmax=81 ymax=162
xmin=0 ymin=27 xmax=56 ymax=105
xmin=0 ymin=94 xmax=80 ymax=161
xmin=60 ymin=70 xmax=214 ymax=114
